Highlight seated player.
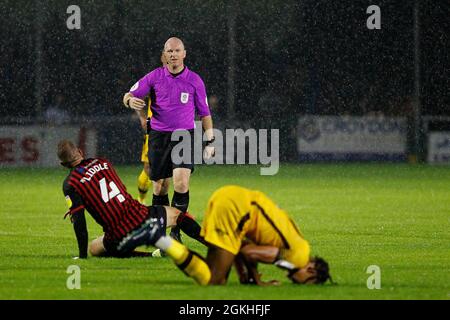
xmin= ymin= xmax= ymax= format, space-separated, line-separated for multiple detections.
xmin=57 ymin=139 xmax=202 ymax=259
xmin=118 ymin=185 xmax=332 ymax=285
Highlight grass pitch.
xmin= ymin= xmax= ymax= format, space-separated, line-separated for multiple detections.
xmin=0 ymin=164 xmax=449 ymax=300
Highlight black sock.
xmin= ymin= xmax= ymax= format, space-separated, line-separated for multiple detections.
xmin=176 ymin=212 xmax=205 ymax=244
xmin=171 ymin=190 xmax=189 ymax=213
xmin=171 ymin=191 xmax=189 ymax=238
xmin=152 ymin=194 xmax=170 ymax=206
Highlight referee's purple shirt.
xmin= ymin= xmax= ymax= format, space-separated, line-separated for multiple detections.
xmin=129 ymin=66 xmax=211 ymax=132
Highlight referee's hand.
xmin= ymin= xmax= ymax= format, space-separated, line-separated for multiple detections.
xmin=128 ymin=97 xmax=146 ymax=110
xmin=204 ymin=145 xmax=215 ymax=160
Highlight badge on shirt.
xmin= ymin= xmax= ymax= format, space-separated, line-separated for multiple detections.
xmin=180 ymin=92 xmax=189 ymax=104
xmin=130 ymin=81 xmax=139 ymax=91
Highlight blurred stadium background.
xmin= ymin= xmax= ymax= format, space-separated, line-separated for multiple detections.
xmin=0 ymin=0 xmax=448 ymax=166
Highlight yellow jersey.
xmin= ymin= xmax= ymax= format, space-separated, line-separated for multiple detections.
xmin=200 ymin=185 xmax=311 ymax=268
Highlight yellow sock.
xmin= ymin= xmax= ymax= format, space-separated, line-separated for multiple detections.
xmin=164 ymin=238 xmax=190 ymax=263
xmin=182 ymin=253 xmax=212 ymax=286
xmin=137 ymin=169 xmax=151 ymax=203
xmin=156 ymin=237 xmax=211 ymax=285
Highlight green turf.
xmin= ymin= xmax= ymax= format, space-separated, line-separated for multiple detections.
xmin=0 ymin=164 xmax=449 ymax=299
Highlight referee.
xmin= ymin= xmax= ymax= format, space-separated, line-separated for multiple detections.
xmin=123 ymin=37 xmax=214 ymax=243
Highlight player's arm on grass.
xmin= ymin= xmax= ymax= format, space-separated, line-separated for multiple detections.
xmin=71 ymin=211 xmax=88 ymax=259
xmin=234 ymin=254 xmax=256 ymax=284
xmin=63 ymin=181 xmax=88 ymax=259
xmin=236 ymin=243 xmax=280 ymax=286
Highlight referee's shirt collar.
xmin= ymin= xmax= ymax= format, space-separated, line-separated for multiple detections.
xmin=164 ymin=65 xmax=189 ymax=79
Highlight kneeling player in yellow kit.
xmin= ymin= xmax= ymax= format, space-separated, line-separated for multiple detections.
xmin=118 ymin=185 xmax=332 ymax=285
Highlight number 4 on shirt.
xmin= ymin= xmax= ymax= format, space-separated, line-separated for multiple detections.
xmin=99 ymin=178 xmax=125 ymax=203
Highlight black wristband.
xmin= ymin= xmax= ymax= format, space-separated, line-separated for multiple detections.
xmin=205 ymin=137 xmax=215 ymax=146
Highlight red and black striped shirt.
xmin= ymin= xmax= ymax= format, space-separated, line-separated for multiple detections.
xmin=63 ymin=158 xmax=148 ymax=241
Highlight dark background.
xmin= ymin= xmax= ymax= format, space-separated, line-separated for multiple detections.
xmin=0 ymin=0 xmax=448 ymax=160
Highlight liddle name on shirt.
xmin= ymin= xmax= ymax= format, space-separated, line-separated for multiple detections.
xmin=80 ymin=162 xmax=109 ymax=183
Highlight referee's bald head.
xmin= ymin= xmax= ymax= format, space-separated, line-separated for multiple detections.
xmin=164 ymin=37 xmax=185 ymax=51
xmin=163 ymin=37 xmax=186 ymax=70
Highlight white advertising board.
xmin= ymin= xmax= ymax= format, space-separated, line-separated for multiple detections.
xmin=0 ymin=126 xmax=97 ymax=167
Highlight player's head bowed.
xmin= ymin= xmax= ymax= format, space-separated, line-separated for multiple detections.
xmin=289 ymin=256 xmax=333 ymax=285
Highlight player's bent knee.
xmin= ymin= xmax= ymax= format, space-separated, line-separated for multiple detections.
xmin=172 ymin=169 xmax=190 ymax=193
xmin=205 ymin=247 xmax=236 ymax=285
xmin=208 ymin=274 xmax=227 ymax=285
xmin=173 ymin=180 xmax=189 ymax=193
xmin=89 ymin=237 xmax=106 ymax=256
xmin=153 ymin=179 xmax=170 ymax=195
xmin=164 ymin=206 xmax=180 ymax=228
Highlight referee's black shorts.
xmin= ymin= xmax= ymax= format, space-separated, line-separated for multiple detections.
xmin=148 ymin=129 xmax=195 ymax=181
